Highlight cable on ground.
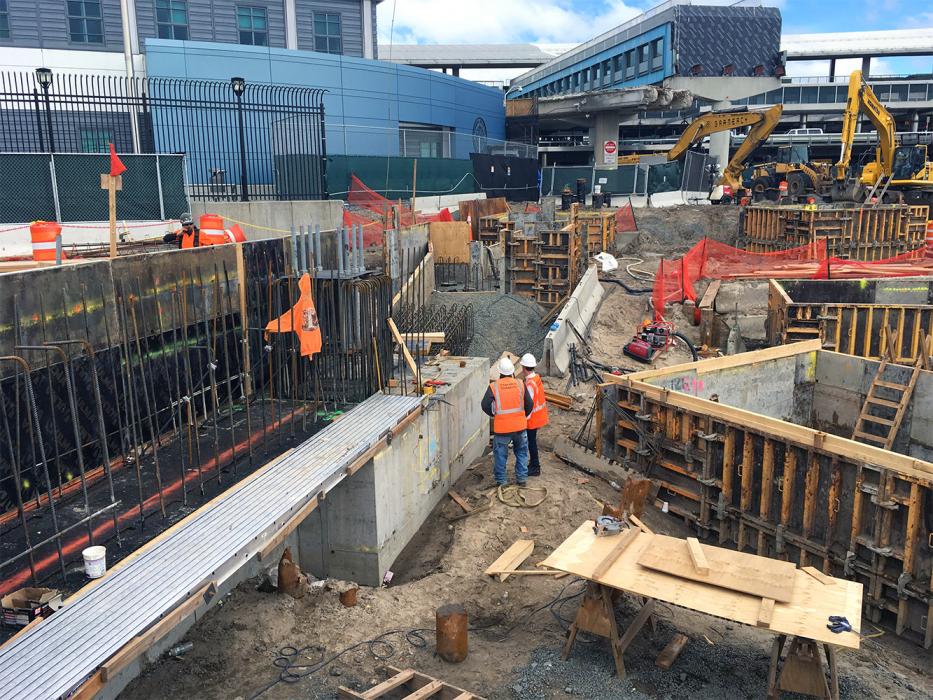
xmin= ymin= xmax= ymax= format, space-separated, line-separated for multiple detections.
xmin=497 ymin=484 xmax=548 ymax=507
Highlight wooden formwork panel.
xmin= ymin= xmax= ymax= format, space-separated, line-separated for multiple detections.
xmin=740 ymin=205 xmax=929 ymax=260
xmin=767 ymin=279 xmax=933 ymax=364
xmin=596 ymin=381 xmax=933 ymax=646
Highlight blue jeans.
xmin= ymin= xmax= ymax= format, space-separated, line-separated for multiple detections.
xmin=493 ymin=431 xmax=529 ymax=485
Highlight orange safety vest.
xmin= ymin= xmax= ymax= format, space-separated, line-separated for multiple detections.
xmin=264 ymin=273 xmax=322 ymax=358
xmin=525 ymin=372 xmax=549 ymax=430
xmin=490 ymin=377 xmax=527 ymax=434
xmin=179 ymin=228 xmax=199 ymax=248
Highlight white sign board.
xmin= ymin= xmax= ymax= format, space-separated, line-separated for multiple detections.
xmin=603 ymin=140 xmax=617 ymax=165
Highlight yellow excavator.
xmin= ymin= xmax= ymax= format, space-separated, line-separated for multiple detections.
xmin=666 ymin=104 xmax=783 ymax=203
xmin=833 ymin=70 xmax=933 ymax=205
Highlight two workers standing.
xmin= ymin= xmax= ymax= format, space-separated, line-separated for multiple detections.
xmin=481 ymin=353 xmax=549 ymax=487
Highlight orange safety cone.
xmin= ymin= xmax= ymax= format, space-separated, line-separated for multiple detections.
xmin=29 ymin=220 xmax=64 ymax=261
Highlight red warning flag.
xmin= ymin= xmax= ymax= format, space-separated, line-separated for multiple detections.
xmin=109 ymin=143 xmax=126 ymax=177
xmin=264 ymin=273 xmax=322 ymax=358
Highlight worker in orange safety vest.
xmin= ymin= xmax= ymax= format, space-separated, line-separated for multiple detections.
xmin=162 ymin=213 xmax=199 ymax=248
xmin=481 ymin=357 xmax=533 ymax=486
xmin=519 ymin=353 xmax=548 ymax=477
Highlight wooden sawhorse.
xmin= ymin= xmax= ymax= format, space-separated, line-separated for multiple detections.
xmin=767 ymin=635 xmax=839 ymax=700
xmin=561 ymin=581 xmax=656 ymax=678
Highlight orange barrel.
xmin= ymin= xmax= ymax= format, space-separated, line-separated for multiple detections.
xmin=778 ymin=180 xmax=789 ymax=199
xmin=199 ymin=213 xmax=228 ymax=246
xmin=29 ymin=220 xmax=64 ymax=261
xmin=926 ymin=219 xmax=933 ymax=258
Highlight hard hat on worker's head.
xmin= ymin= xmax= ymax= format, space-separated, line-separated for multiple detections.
xmin=180 ymin=213 xmax=193 ymax=226
xmin=498 ymin=357 xmax=515 ymax=376
xmin=520 ymin=353 xmax=537 ymax=369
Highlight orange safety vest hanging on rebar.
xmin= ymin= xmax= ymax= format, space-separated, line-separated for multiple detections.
xmin=490 ymin=377 xmax=527 ymax=434
xmin=525 ymin=372 xmax=549 ymax=430
xmin=264 ymin=273 xmax=322 ymax=358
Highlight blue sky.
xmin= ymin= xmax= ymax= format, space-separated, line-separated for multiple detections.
xmin=376 ymin=0 xmax=932 ymax=79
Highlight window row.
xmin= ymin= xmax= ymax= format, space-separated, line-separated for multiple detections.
xmin=525 ymin=37 xmax=665 ymax=99
xmin=0 ymin=2 xmax=343 ymax=54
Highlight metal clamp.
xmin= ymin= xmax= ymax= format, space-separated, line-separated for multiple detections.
xmin=635 ymin=412 xmax=652 ymax=421
xmin=715 ymin=493 xmax=726 ymax=521
xmin=775 ymin=524 xmax=785 ymax=554
xmin=696 ymin=432 xmax=721 ymax=442
xmin=897 ymin=572 xmax=912 ymax=598
xmin=844 ymin=550 xmax=856 ymax=577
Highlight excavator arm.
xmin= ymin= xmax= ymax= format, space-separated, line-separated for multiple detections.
xmin=667 ymin=104 xmax=783 ymax=190
xmin=835 ymin=70 xmax=896 ymax=181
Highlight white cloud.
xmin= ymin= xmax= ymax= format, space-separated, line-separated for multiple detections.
xmin=377 ymin=0 xmax=642 ymax=46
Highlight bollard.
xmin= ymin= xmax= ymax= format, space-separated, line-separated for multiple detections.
xmin=435 ymin=603 xmax=468 ymax=662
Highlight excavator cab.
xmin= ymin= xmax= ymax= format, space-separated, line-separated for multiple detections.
xmin=891 ymin=144 xmax=927 ymax=181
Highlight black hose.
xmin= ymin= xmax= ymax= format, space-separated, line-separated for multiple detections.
xmin=600 ymin=277 xmax=652 ymax=294
xmin=673 ymin=331 xmax=699 ymax=361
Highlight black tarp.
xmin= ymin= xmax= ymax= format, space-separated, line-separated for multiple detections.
xmin=470 ymin=154 xmax=539 ymax=202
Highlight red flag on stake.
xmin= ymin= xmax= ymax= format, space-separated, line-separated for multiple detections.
xmin=109 ymin=143 xmax=126 ymax=177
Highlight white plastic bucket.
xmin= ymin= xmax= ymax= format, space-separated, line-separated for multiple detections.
xmin=82 ymin=546 xmax=107 ymax=579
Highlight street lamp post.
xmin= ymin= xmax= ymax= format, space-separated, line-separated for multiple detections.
xmin=503 ymin=84 xmax=523 ymax=108
xmin=36 ymin=68 xmax=55 ymax=153
xmin=231 ymin=76 xmax=248 ymax=202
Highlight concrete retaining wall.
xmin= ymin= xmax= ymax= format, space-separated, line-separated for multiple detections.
xmin=543 ymin=264 xmax=605 ymax=376
xmin=191 ymin=200 xmax=345 ymax=238
xmin=297 ymin=357 xmax=490 ymax=585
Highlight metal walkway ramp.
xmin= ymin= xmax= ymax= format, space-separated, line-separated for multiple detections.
xmin=0 ymin=393 xmax=422 ymax=700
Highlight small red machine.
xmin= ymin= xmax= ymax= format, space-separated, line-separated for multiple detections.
xmin=623 ymin=320 xmax=675 ymax=363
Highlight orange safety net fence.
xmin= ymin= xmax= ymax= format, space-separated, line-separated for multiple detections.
xmin=615 ymin=199 xmax=637 ymax=234
xmin=345 ymin=174 xmax=454 ymax=247
xmin=653 ymin=238 xmax=933 ymax=319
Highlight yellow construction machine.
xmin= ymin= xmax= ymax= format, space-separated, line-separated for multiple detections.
xmin=747 ymin=146 xmax=834 ymax=201
xmin=666 ymin=104 xmax=783 ymax=203
xmin=833 ymin=70 xmax=933 ymax=205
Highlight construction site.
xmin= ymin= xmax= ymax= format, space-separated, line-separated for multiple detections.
xmin=0 ymin=2 xmax=932 ymax=699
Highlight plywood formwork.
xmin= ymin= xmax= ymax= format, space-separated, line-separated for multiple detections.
xmin=597 ymin=341 xmax=933 ymax=646
xmin=767 ymin=278 xmax=933 ymax=364
xmin=574 ymin=209 xmax=616 ymax=257
xmin=740 ymin=204 xmax=929 ymax=260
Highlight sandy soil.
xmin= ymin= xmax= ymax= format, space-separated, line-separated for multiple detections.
xmin=625 ymin=205 xmax=741 ymax=255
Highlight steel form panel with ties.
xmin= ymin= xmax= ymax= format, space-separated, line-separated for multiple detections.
xmin=0 ymin=392 xmax=423 ymax=700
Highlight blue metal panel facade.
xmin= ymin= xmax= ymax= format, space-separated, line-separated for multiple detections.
xmin=145 ymin=38 xmax=506 ymax=159
xmin=518 ymin=24 xmax=672 ymax=98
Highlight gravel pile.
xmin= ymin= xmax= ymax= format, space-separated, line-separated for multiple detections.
xmin=502 ymin=611 xmax=884 ymax=700
xmin=431 ymin=291 xmax=547 ymax=362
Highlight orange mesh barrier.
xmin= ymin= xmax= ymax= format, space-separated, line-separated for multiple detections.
xmin=653 ymin=238 xmax=933 ymax=319
xmin=615 ymin=199 xmax=637 ymax=234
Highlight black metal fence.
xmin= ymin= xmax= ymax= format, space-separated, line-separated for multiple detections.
xmin=0 ymin=71 xmax=327 ymax=201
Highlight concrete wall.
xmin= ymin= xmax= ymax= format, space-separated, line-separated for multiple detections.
xmin=543 ymin=264 xmax=605 ymax=376
xmin=643 ymin=351 xmax=817 ymax=425
xmin=811 ymin=351 xmax=933 ymax=461
xmin=297 ymin=357 xmax=489 ymax=585
xmin=190 ymin=199 xmax=344 ymax=236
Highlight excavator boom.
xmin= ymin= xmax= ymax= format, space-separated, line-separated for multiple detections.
xmin=835 ymin=70 xmax=896 ymax=181
xmin=667 ymin=104 xmax=783 ymax=191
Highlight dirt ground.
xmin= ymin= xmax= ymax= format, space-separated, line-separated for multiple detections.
xmin=120 ymin=205 xmax=930 ymax=700
xmin=121 ymin=442 xmax=931 ymax=700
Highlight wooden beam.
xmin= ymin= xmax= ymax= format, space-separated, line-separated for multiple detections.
xmin=757 ymin=597 xmax=776 ymax=628
xmin=801 ymin=566 xmax=835 ymax=586
xmin=447 ymin=490 xmax=472 ymax=513
xmin=485 ymin=539 xmax=534 ymax=582
xmin=388 ymin=317 xmax=419 ymax=379
xmin=685 ymin=537 xmax=709 ymax=575
xmin=655 ymin=633 xmax=689 ymax=669
xmin=592 ymin=527 xmax=640 ymax=580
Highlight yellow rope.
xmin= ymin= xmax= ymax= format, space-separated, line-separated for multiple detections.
xmin=497 ymin=484 xmax=548 ymax=507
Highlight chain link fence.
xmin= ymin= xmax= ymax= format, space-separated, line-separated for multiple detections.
xmin=0 ymin=153 xmax=187 ymax=223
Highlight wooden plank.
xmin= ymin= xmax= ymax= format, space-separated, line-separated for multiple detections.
xmin=388 ymin=317 xmax=419 ymax=379
xmin=542 ymin=522 xmax=863 ymax=649
xmin=447 ymin=490 xmax=472 ymax=513
xmin=757 ymin=598 xmax=776 ymax=627
xmin=101 ymin=582 xmax=216 ymax=682
xmin=637 ymin=533 xmax=797 ymax=603
xmin=592 ymin=528 xmax=640 ymax=580
xmin=801 ymin=566 xmax=835 ymax=586
xmin=353 ymin=669 xmax=415 ymax=699
xmin=685 ymin=538 xmax=710 ymax=575
xmin=403 ymin=680 xmax=444 ymax=699
xmin=628 ymin=514 xmax=654 ymax=534
xmin=485 ymin=539 xmax=534 ymax=582
xmin=428 ymin=222 xmax=472 ymax=263
xmin=655 ymin=633 xmax=689 ymax=669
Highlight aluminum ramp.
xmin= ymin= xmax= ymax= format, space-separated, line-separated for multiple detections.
xmin=0 ymin=393 xmax=422 ymax=699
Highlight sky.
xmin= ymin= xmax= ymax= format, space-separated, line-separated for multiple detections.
xmin=376 ymin=0 xmax=932 ymax=82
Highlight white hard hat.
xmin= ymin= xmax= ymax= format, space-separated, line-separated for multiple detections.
xmin=498 ymin=357 xmax=515 ymax=375
xmin=520 ymin=353 xmax=537 ymax=369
